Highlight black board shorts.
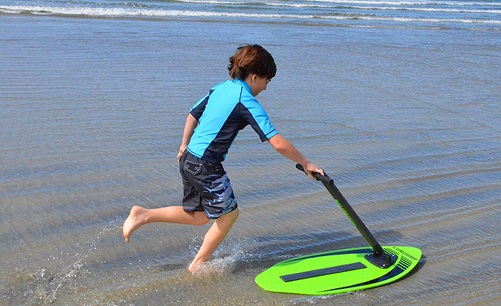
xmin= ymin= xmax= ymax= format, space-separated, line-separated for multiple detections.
xmin=179 ymin=150 xmax=238 ymax=219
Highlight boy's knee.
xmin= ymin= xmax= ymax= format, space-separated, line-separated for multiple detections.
xmin=195 ymin=216 xmax=211 ymax=226
xmin=230 ymin=208 xmax=239 ymax=220
xmin=219 ymin=208 xmax=239 ymax=225
xmin=190 ymin=212 xmax=210 ymax=226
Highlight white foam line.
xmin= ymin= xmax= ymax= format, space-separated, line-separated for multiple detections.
xmin=307 ymin=0 xmax=501 ymax=6
xmin=0 ymin=5 xmax=289 ymax=18
xmin=265 ymin=2 xmax=501 ymax=14
xmin=1 ymin=5 xmax=500 ymax=24
xmin=160 ymin=0 xmax=501 ymax=7
xmin=356 ymin=6 xmax=501 ymax=14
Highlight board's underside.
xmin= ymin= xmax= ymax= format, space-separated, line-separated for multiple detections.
xmin=255 ymin=246 xmax=422 ymax=295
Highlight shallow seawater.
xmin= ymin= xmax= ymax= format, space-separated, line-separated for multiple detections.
xmin=1 ymin=10 xmax=500 ymax=306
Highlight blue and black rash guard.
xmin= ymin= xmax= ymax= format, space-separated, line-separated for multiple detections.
xmin=187 ymin=78 xmax=278 ymax=163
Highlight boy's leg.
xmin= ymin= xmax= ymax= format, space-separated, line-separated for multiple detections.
xmin=188 ymin=208 xmax=239 ymax=273
xmin=123 ymin=205 xmax=209 ymax=242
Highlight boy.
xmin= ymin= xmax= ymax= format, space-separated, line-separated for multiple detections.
xmin=123 ymin=44 xmax=323 ymax=273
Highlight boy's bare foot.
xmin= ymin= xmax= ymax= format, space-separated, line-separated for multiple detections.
xmin=122 ymin=206 xmax=147 ymax=243
xmin=188 ymin=258 xmax=206 ymax=274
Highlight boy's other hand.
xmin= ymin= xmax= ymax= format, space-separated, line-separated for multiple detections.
xmin=177 ymin=146 xmax=186 ymax=162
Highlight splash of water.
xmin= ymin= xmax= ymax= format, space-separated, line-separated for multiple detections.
xmin=3 ymin=219 xmax=121 ymax=305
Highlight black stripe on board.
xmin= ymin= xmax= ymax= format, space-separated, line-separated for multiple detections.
xmin=280 ymin=262 xmax=367 ymax=282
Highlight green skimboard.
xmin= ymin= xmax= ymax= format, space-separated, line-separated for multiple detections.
xmin=255 ymin=245 xmax=421 ymax=295
xmin=255 ymin=165 xmax=422 ymax=295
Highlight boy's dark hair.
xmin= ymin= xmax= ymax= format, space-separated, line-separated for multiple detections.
xmin=228 ymin=44 xmax=276 ymax=80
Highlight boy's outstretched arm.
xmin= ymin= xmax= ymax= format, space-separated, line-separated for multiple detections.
xmin=177 ymin=114 xmax=198 ymax=161
xmin=268 ymin=134 xmax=324 ymax=179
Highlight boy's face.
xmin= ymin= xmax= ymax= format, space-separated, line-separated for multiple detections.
xmin=251 ymin=75 xmax=272 ymax=97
